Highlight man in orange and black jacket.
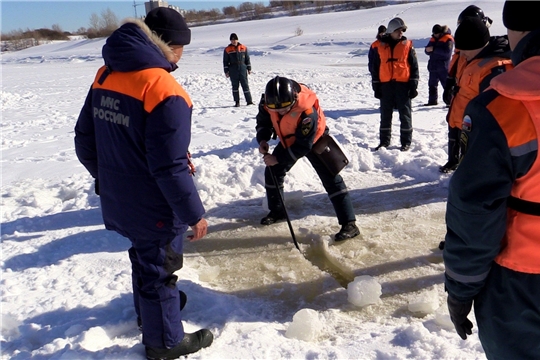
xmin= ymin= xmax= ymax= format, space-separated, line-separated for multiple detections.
xmin=74 ymin=8 xmax=212 ymax=359
xmin=439 ymin=16 xmax=512 ymax=173
xmin=223 ymin=33 xmax=253 ymax=107
xmin=371 ymin=17 xmax=419 ymax=152
xmin=255 ymin=76 xmax=360 ymax=242
xmin=444 ymin=2 xmax=540 ymax=358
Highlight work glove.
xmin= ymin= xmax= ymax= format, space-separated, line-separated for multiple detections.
xmin=373 ymin=83 xmax=382 ymax=99
xmin=443 ymin=77 xmax=456 ymax=105
xmin=408 ymin=81 xmax=418 ymax=99
xmin=447 ymin=295 xmax=473 ymax=340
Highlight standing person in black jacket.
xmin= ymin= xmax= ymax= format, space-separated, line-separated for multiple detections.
xmin=223 ymin=33 xmax=253 ymax=107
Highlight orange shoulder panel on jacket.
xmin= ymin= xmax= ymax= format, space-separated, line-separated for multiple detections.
xmin=486 ymin=96 xmax=536 ymax=149
xmin=439 ymin=34 xmax=454 ymax=42
xmin=93 ymin=67 xmax=192 ymax=113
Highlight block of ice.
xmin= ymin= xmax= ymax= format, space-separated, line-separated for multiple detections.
xmin=347 ymin=275 xmax=381 ymax=307
xmin=285 ymin=308 xmax=323 ymax=341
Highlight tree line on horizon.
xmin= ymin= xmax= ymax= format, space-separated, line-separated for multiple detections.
xmin=1 ymin=0 xmax=403 ymax=52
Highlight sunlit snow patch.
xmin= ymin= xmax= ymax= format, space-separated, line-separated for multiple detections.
xmin=285 ymin=308 xmax=323 ymax=341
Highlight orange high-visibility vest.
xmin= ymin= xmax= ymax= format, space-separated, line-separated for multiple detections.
xmin=378 ymin=39 xmax=413 ymax=83
xmin=448 ymin=56 xmax=513 ymax=128
xmin=268 ymin=84 xmax=326 ymax=148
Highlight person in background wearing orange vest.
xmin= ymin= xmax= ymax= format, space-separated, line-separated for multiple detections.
xmin=424 ymin=24 xmax=454 ymax=106
xmin=223 ymin=33 xmax=253 ymax=107
xmin=438 ymin=16 xmax=512 ymax=173
xmin=255 ymin=76 xmax=360 ymax=242
xmin=368 ymin=25 xmax=386 ymax=76
xmin=371 ymin=17 xmax=419 ymax=152
xmin=444 ymin=2 xmax=540 ymax=358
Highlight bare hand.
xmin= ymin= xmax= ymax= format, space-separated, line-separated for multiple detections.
xmin=425 ymin=46 xmax=434 ymax=53
xmin=263 ymin=153 xmax=278 ymax=166
xmin=187 ymin=218 xmax=208 ymax=241
xmin=225 ymin=73 xmax=230 ymax=78
xmin=259 ymin=140 xmax=269 ymax=154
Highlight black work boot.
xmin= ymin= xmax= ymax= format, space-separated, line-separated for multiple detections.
xmin=234 ymin=101 xmax=240 ymax=107
xmin=334 ymin=222 xmax=360 ymax=242
xmin=439 ymin=161 xmax=458 ymax=173
xmin=400 ymin=144 xmax=411 ymax=152
xmin=145 ymin=329 xmax=213 ymax=359
xmin=374 ymin=142 xmax=389 ymax=151
xmin=138 ymin=291 xmax=187 ymax=331
xmin=260 ymin=210 xmax=286 ymax=225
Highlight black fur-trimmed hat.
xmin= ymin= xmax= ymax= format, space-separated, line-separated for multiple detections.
xmin=144 ymin=7 xmax=191 ymax=45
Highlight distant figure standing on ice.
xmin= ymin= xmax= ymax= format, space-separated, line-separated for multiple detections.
xmin=223 ymin=32 xmax=253 ymax=107
xmin=370 ymin=17 xmax=419 ymax=152
xmin=423 ymin=24 xmax=453 ymax=106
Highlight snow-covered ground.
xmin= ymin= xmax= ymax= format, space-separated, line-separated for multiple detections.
xmin=1 ymin=1 xmax=507 ymax=359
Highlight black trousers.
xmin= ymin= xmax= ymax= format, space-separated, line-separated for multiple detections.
xmin=265 ymin=143 xmax=355 ymax=225
xmin=229 ymin=69 xmax=252 ymax=103
xmin=379 ymin=81 xmax=412 ymax=147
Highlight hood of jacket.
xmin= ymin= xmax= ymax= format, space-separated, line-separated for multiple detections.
xmin=475 ymin=35 xmax=511 ymax=60
xmin=511 ymin=28 xmax=540 ymax=66
xmin=102 ymin=19 xmax=178 ymax=73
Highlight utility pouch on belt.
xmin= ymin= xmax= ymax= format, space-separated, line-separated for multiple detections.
xmin=312 ymin=134 xmax=349 ymax=176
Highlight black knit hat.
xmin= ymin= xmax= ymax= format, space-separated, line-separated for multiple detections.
xmin=503 ymin=1 xmax=540 ymax=31
xmin=230 ymin=33 xmax=238 ymax=40
xmin=455 ymin=16 xmax=490 ymax=50
xmin=377 ymin=25 xmax=386 ymax=34
xmin=144 ymin=7 xmax=191 ymax=45
xmin=432 ymin=24 xmax=443 ymax=34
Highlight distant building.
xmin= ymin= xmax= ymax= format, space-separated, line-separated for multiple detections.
xmin=144 ymin=0 xmax=185 ymax=16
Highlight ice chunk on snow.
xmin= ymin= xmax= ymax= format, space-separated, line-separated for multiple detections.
xmin=434 ymin=308 xmax=455 ymax=330
xmin=408 ymin=287 xmax=440 ymax=315
xmin=347 ymin=275 xmax=381 ymax=307
xmin=79 ymin=327 xmax=112 ymax=351
xmin=285 ymin=308 xmax=323 ymax=341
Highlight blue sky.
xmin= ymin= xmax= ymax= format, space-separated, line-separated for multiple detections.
xmin=1 ymin=1 xmax=267 ymax=33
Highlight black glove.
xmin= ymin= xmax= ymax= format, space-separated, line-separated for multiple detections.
xmin=94 ymin=178 xmax=100 ymax=196
xmin=447 ymin=295 xmax=473 ymax=340
xmin=373 ymin=83 xmax=382 ymax=99
xmin=408 ymin=81 xmax=418 ymax=99
xmin=443 ymin=77 xmax=456 ymax=105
